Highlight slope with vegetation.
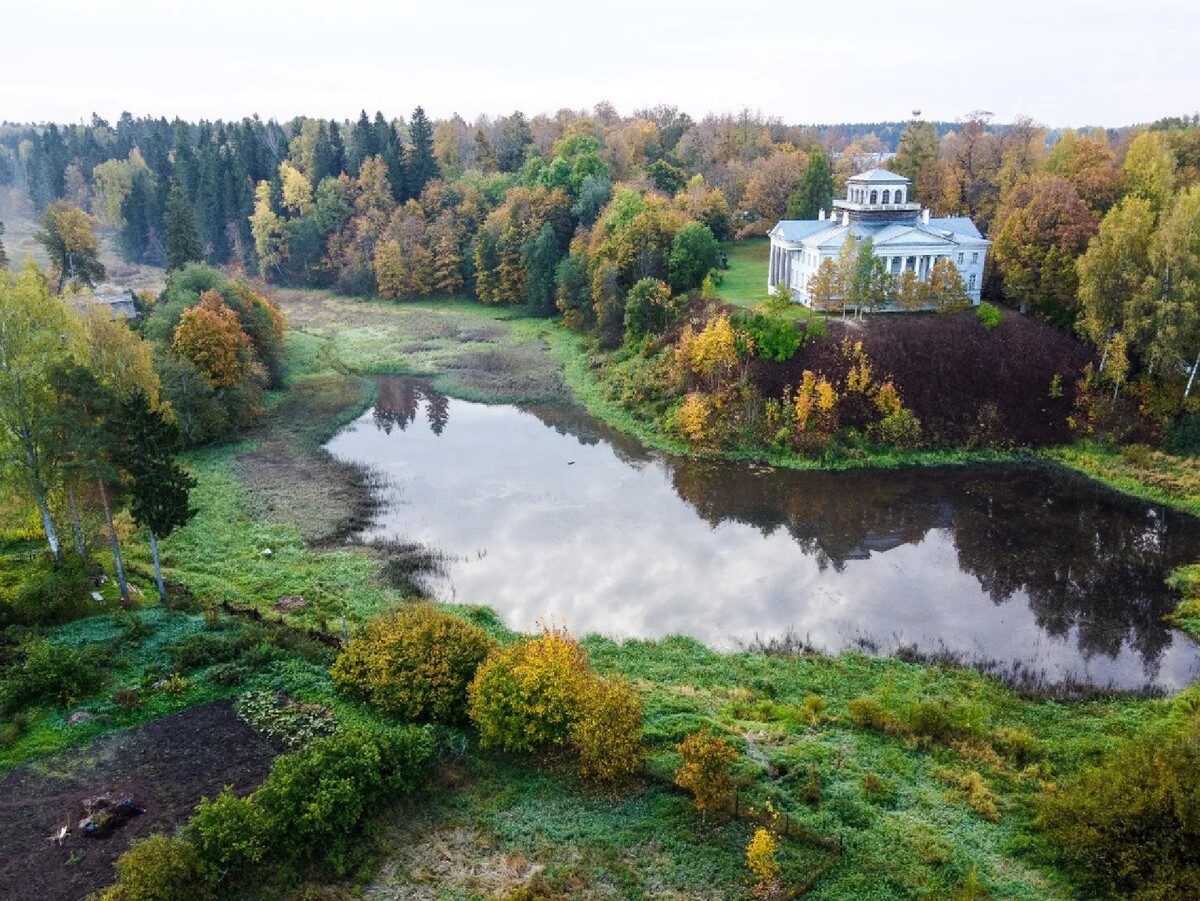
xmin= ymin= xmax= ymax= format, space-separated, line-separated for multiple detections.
xmin=3 ymin=106 xmax=1200 ymax=899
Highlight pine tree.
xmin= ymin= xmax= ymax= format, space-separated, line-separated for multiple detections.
xmin=118 ymin=391 xmax=196 ymax=602
xmin=164 ymin=183 xmax=204 ymax=271
xmin=347 ymin=110 xmax=376 ymax=177
xmin=0 ymin=221 xmax=8 ymax=270
xmin=405 ymin=106 xmax=440 ymax=200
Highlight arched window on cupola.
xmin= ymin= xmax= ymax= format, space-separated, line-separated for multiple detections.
xmin=882 ymin=189 xmax=890 ymax=204
xmin=869 ymin=190 xmax=878 ymax=204
xmin=896 ymin=189 xmax=904 ymax=204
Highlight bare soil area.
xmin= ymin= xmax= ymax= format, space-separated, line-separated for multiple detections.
xmin=0 ymin=700 xmax=278 ymax=901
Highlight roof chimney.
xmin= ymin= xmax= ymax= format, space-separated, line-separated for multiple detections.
xmin=818 ymin=208 xmax=825 ymax=221
xmin=841 ymin=210 xmax=849 ymax=226
xmin=921 ymin=208 xmax=930 ymax=224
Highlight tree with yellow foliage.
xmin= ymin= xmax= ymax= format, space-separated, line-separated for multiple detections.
xmin=34 ymin=201 xmax=105 ymax=293
xmin=279 ymin=162 xmax=314 ymax=216
xmin=677 ymin=314 xmax=744 ymax=392
xmin=249 ymin=181 xmax=287 ymax=277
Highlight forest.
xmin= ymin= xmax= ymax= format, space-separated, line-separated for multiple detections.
xmin=3 ymin=107 xmax=1200 ymax=462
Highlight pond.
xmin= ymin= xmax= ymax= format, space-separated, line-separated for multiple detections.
xmin=325 ymin=377 xmax=1200 ymax=692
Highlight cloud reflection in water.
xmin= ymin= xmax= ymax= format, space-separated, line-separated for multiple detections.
xmin=325 ymin=378 xmax=1200 ymax=692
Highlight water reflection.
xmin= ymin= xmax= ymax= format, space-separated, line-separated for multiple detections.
xmin=326 ymin=377 xmax=1200 ymax=691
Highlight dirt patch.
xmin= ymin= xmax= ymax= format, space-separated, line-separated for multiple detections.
xmin=0 ymin=699 xmax=279 ymax=901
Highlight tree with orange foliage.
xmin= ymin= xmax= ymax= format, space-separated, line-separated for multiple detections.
xmin=172 ymin=290 xmax=257 ymax=389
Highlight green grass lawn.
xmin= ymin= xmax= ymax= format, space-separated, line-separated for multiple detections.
xmin=716 ymin=237 xmax=770 ymax=305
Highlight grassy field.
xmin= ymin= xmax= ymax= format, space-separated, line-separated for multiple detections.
xmin=4 ymin=288 xmax=1197 ymax=898
xmin=716 ymin=237 xmax=770 ymax=306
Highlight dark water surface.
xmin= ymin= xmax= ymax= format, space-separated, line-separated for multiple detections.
xmin=326 ymin=377 xmax=1200 ymax=691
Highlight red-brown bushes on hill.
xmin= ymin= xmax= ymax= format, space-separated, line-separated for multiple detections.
xmin=752 ymin=310 xmax=1092 ymax=447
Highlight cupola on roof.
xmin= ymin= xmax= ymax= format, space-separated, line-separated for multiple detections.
xmin=847 ymin=168 xmax=910 ymax=184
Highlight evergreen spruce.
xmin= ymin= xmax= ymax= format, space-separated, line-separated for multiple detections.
xmin=405 ymin=106 xmax=440 ymax=200
xmin=164 ymin=183 xmax=205 ymax=271
xmin=118 ymin=391 xmax=197 ymax=602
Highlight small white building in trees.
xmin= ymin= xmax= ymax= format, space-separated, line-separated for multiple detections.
xmin=767 ymin=168 xmax=990 ymax=307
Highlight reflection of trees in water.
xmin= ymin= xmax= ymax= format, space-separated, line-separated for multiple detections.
xmin=668 ymin=460 xmax=1200 ymax=673
xmin=524 ymin=403 xmax=655 ymax=467
xmin=950 ymin=467 xmax=1189 ymax=671
xmin=373 ymin=377 xmax=450 ymax=436
xmin=669 ymin=461 xmax=948 ymax=573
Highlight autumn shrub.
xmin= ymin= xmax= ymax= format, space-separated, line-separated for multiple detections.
xmin=571 ymin=676 xmax=644 ymax=785
xmin=674 ymin=728 xmax=739 ymax=815
xmin=0 ymin=638 xmax=101 ymax=714
xmin=468 ymin=628 xmax=591 ymax=753
xmin=798 ymin=693 xmax=828 ymax=725
xmin=903 ymin=699 xmax=984 ymax=744
xmin=331 ymin=604 xmax=495 ymax=723
xmin=991 ymin=726 xmax=1040 ymax=767
xmin=846 ymin=697 xmax=896 ymax=732
xmin=745 ymin=827 xmax=781 ymax=896
xmin=101 ymin=833 xmax=215 ymax=901
xmin=956 ymin=770 xmax=999 ymax=821
xmin=254 ymin=723 xmax=433 ymax=874
xmin=1037 ymin=724 xmax=1200 ymax=899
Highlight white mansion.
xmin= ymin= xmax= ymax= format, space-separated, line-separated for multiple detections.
xmin=767 ymin=168 xmax=990 ymax=307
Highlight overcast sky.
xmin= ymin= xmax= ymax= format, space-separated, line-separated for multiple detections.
xmin=3 ymin=0 xmax=1194 ymax=128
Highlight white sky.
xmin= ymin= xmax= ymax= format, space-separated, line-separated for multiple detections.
xmin=2 ymin=0 xmax=1195 ymax=128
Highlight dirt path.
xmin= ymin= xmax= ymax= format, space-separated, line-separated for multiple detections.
xmin=0 ymin=700 xmax=278 ymax=900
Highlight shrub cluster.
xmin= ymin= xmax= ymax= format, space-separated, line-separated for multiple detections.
xmin=1 ymin=558 xmax=98 ymax=628
xmin=755 ymin=311 xmax=1090 ymax=448
xmin=1037 ymin=723 xmax=1200 ymax=899
xmin=331 ymin=604 xmax=495 ymax=723
xmin=103 ymin=722 xmax=434 ymax=899
xmin=468 ymin=628 xmax=643 ymax=785
xmin=846 ymin=695 xmax=986 ymax=746
xmin=0 ymin=638 xmax=101 ymax=714
xmin=101 ymin=834 xmax=212 ymax=901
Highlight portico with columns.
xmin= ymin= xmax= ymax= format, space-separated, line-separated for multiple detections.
xmin=767 ymin=168 xmax=990 ymax=308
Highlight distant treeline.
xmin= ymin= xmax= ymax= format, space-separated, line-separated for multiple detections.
xmin=1 ymin=106 xmax=1199 ymax=387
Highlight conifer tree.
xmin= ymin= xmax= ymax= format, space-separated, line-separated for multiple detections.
xmin=164 ymin=183 xmax=205 ymax=271
xmin=405 ymin=106 xmax=439 ymax=200
xmin=118 ymin=390 xmax=196 ymax=602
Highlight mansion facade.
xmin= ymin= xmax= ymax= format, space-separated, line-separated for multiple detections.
xmin=767 ymin=168 xmax=990 ymax=307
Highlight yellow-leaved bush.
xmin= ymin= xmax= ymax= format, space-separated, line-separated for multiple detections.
xmin=468 ymin=627 xmax=643 ymax=785
xmin=746 ymin=827 xmax=781 ymax=890
xmin=571 ymin=676 xmax=644 ymax=785
xmin=674 ymin=728 xmax=739 ymax=814
xmin=331 ymin=604 xmax=496 ymax=723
